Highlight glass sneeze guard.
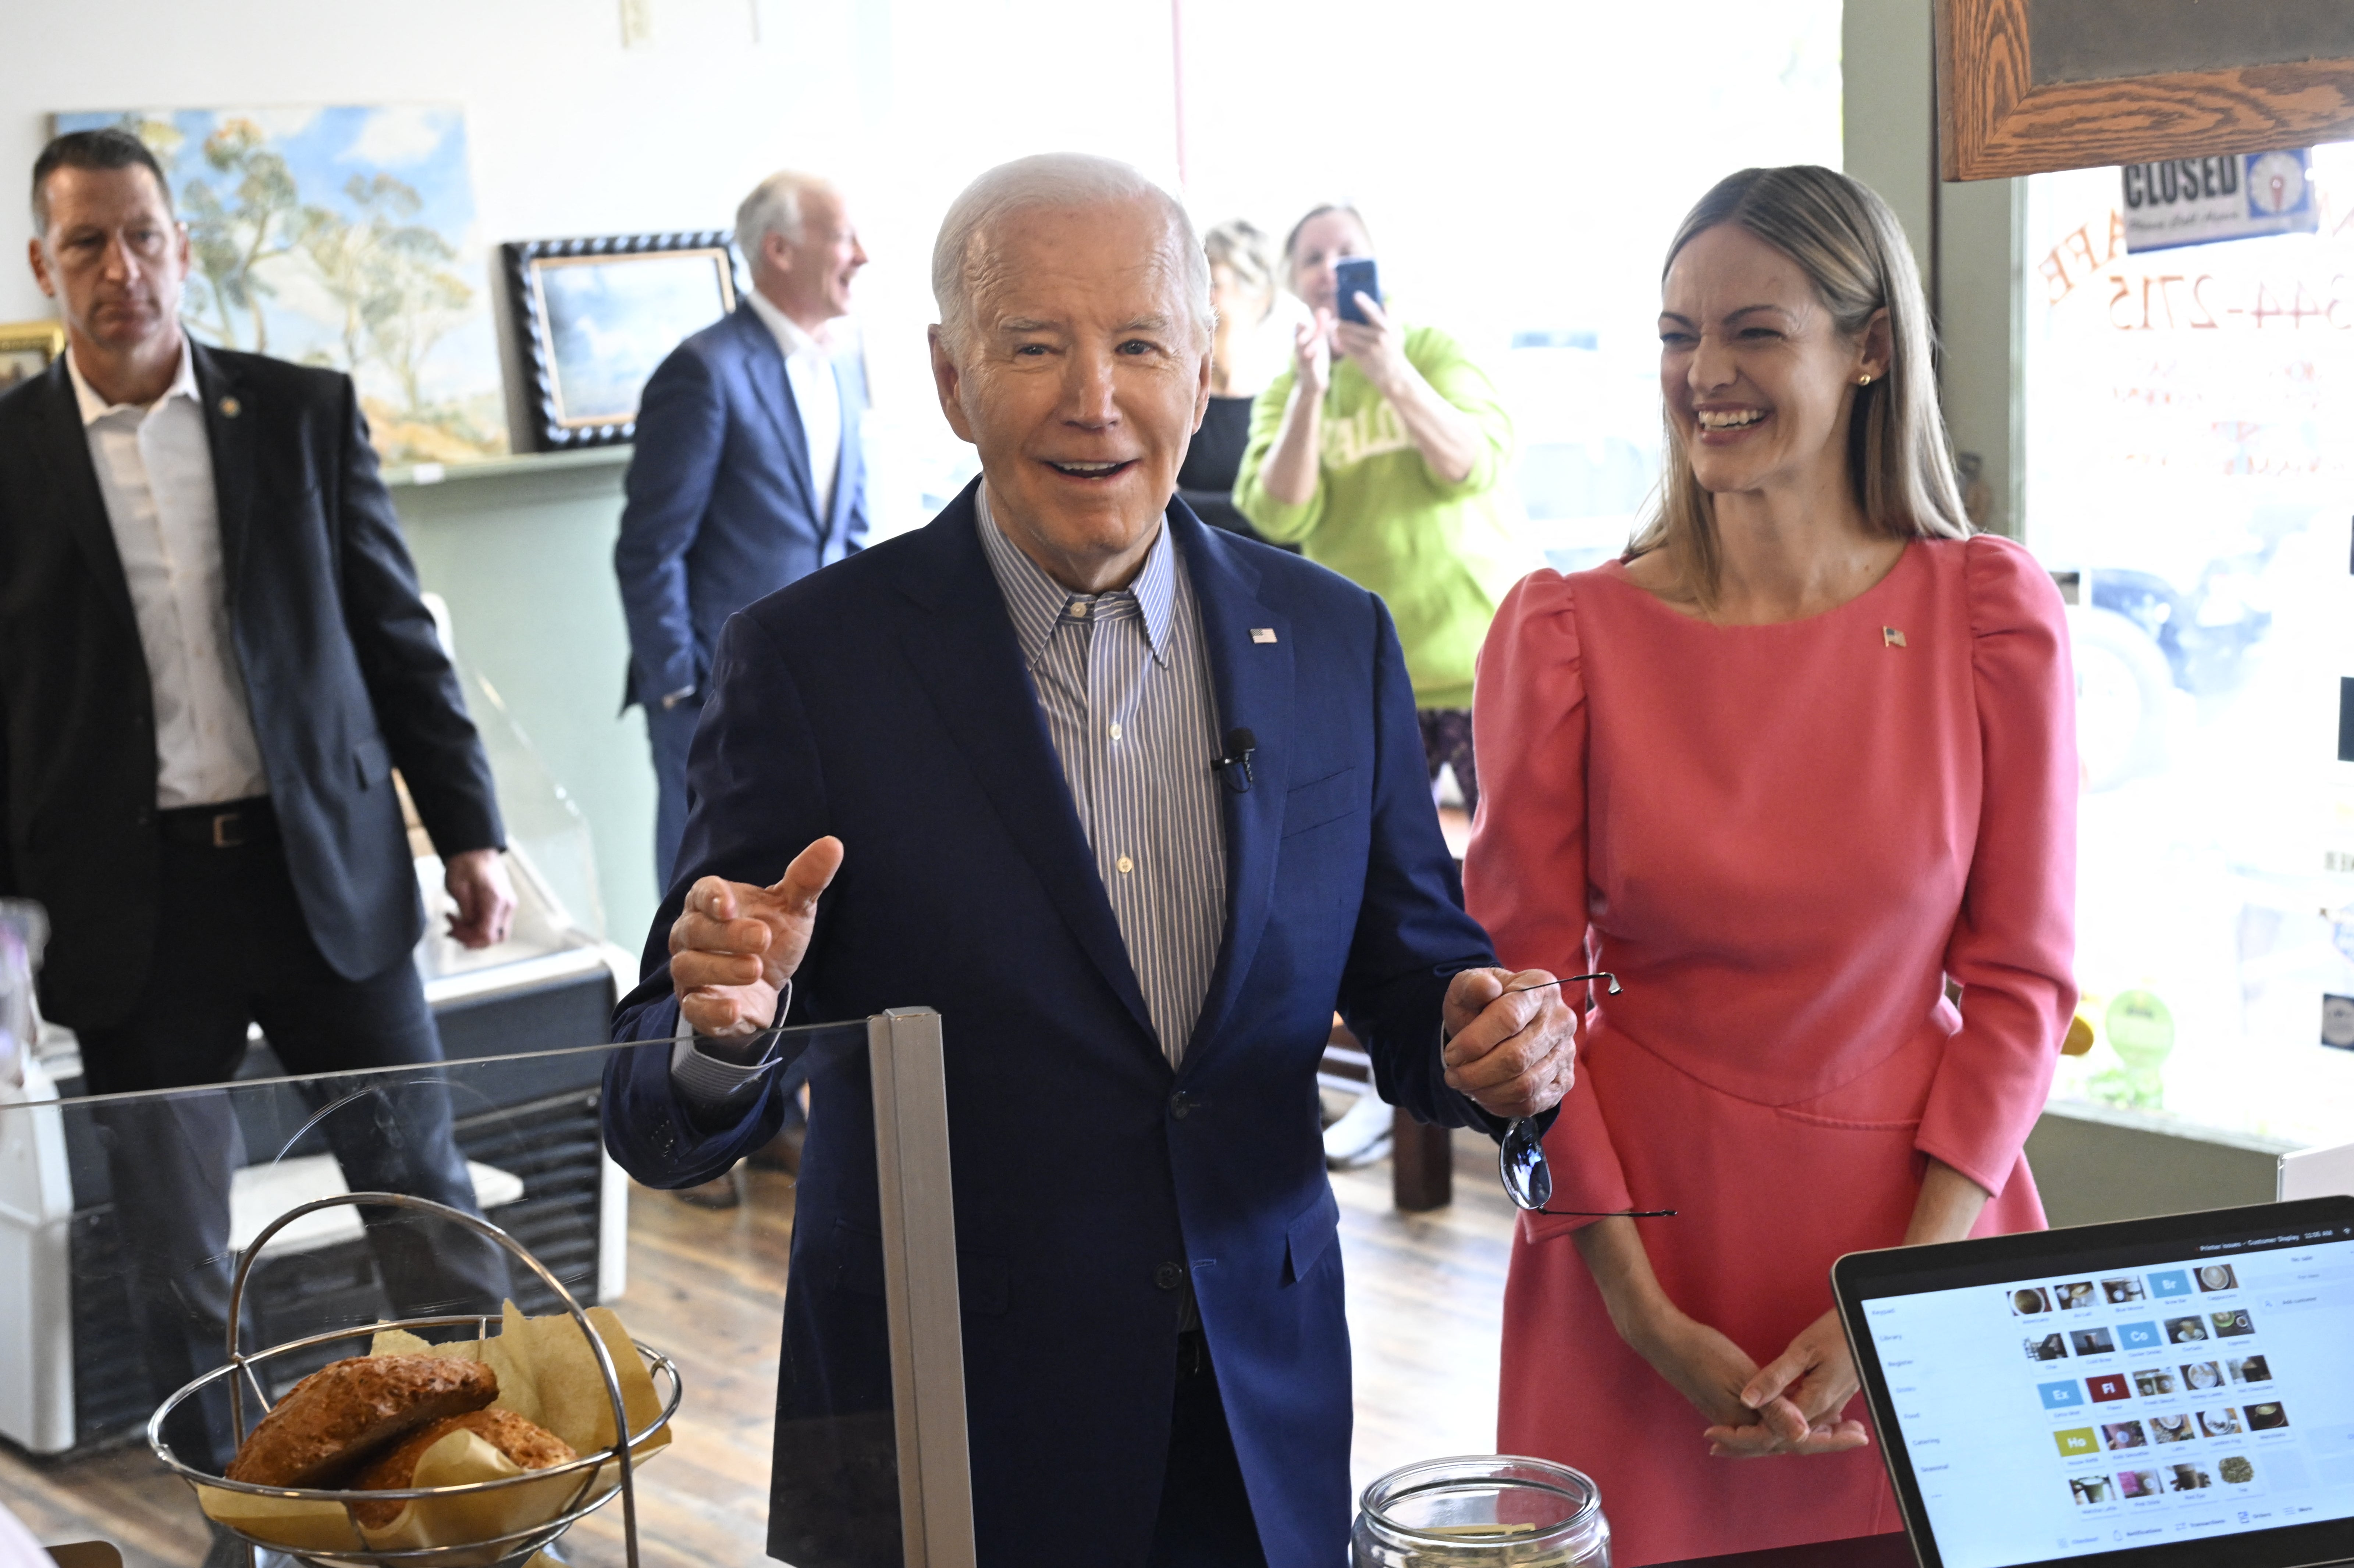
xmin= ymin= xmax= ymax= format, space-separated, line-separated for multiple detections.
xmin=0 ymin=1015 xmax=976 ymax=1568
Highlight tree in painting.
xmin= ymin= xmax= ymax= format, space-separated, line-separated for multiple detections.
xmin=58 ymin=105 xmax=508 ymax=463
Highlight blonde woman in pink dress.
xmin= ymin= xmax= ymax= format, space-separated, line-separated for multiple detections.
xmin=1465 ymin=166 xmax=2077 ymax=1565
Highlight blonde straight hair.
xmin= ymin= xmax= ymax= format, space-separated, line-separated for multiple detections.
xmin=1626 ymin=166 xmax=1971 ymax=604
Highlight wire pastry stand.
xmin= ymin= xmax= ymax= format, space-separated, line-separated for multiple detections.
xmin=147 ymin=1193 xmax=680 ymax=1568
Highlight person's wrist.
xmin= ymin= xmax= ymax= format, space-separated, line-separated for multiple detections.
xmin=1611 ymin=1286 xmax=1680 ymax=1358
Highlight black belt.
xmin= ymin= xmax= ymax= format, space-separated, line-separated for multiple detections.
xmin=157 ymin=797 xmax=276 ymax=849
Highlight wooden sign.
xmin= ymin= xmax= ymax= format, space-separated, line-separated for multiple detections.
xmin=1937 ymin=0 xmax=2354 ymax=181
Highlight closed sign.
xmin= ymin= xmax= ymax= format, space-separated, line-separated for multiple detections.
xmin=2123 ymin=149 xmax=2319 ymax=254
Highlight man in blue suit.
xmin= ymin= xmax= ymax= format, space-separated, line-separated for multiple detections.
xmin=614 ymin=169 xmax=870 ymax=886
xmin=602 ymin=156 xmax=1577 ymax=1568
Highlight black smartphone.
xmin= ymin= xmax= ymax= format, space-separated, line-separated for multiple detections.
xmin=1334 ymin=257 xmax=1380 ymax=324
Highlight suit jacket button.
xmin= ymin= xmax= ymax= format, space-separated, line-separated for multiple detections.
xmin=1154 ymin=1262 xmax=1185 ymax=1291
xmin=1170 ymin=1091 xmax=1195 ymax=1120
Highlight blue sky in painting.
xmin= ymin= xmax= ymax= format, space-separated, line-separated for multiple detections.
xmin=52 ymin=104 xmax=504 ymax=455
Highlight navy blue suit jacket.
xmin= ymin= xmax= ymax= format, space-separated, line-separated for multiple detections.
xmin=603 ymin=487 xmax=1502 ymax=1568
xmin=613 ymin=303 xmax=867 ymax=707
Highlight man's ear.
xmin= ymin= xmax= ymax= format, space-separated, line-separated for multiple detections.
xmin=1191 ymin=336 xmax=1212 ymax=433
xmin=928 ymin=326 xmax=977 ymax=444
xmin=764 ymin=228 xmax=796 ymax=278
xmin=27 ymin=237 xmax=55 ymax=299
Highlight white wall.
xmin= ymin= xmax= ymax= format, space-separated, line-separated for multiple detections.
xmin=1 ymin=0 xmax=1179 ymax=523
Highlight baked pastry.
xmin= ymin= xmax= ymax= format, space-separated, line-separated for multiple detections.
xmin=349 ymin=1408 xmax=578 ymax=1527
xmin=225 ymin=1356 xmax=499 ymax=1487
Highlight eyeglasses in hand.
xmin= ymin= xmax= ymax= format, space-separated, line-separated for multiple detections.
xmin=1493 ymin=971 xmax=1675 ymax=1220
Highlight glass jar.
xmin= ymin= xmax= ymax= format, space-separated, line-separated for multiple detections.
xmin=1352 ymin=1454 xmax=1610 ymax=1566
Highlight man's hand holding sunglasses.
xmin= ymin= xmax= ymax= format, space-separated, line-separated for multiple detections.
xmin=1438 ymin=967 xmax=1578 ymax=1120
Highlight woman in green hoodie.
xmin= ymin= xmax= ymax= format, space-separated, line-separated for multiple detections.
xmin=1234 ymin=203 xmax=1531 ymax=811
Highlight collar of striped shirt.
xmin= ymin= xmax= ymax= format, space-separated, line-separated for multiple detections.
xmin=973 ymin=484 xmax=1178 ymax=668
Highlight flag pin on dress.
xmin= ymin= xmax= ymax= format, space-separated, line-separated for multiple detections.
xmin=1882 ymin=626 xmax=1906 ymax=648
xmin=1250 ymin=628 xmax=1278 ymax=644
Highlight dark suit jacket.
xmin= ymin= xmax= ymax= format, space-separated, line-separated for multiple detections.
xmin=612 ymin=304 xmax=868 ymax=708
xmin=602 ymin=487 xmax=1505 ymax=1568
xmin=0 ymin=345 xmax=502 ymax=1029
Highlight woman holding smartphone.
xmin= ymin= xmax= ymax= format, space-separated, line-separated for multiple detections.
xmin=1234 ymin=203 xmax=1529 ymax=813
xmin=1464 ymin=166 xmax=2077 ymax=1563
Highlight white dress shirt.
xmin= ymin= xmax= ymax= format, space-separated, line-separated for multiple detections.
xmin=69 ymin=342 xmax=270 ymax=808
xmin=743 ymin=288 xmax=843 ymax=519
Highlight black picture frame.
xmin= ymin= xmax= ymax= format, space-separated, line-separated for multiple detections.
xmin=502 ymin=231 xmax=740 ymax=450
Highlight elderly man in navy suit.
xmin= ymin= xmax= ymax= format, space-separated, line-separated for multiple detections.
xmin=614 ymin=168 xmax=870 ymax=888
xmin=602 ymin=155 xmax=1579 ymax=1568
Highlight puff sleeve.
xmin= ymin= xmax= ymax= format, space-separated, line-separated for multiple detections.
xmin=1918 ymin=534 xmax=2080 ymax=1195
xmin=1464 ymin=572 xmax=1635 ymax=1236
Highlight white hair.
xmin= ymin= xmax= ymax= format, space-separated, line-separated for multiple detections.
xmin=930 ymin=153 xmax=1210 ymax=350
xmin=735 ymin=170 xmax=827 ymax=265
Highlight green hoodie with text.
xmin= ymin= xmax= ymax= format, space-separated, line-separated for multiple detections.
xmin=1233 ymin=323 xmax=1532 ymax=709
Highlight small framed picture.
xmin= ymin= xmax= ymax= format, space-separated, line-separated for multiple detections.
xmin=0 ymin=318 xmax=65 ymax=394
xmin=503 ymin=231 xmax=740 ymax=450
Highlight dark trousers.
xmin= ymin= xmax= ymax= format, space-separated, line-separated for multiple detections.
xmin=74 ymin=820 xmax=508 ymax=1468
xmin=1147 ymin=1331 xmax=1269 ymax=1568
xmin=645 ymin=692 xmax=703 ymax=891
xmin=1417 ymin=706 xmax=1479 ymax=814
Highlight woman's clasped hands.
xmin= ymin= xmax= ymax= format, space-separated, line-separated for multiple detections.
xmin=1623 ymin=1291 xmax=1871 ymax=1458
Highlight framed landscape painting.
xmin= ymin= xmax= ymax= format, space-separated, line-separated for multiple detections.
xmin=51 ymin=104 xmax=509 ymax=463
xmin=504 ymin=232 xmax=739 ymax=450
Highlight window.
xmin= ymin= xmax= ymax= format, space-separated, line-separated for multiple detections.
xmin=2024 ymin=145 xmax=2354 ymax=1144
xmin=856 ymin=0 xmax=1847 ymax=559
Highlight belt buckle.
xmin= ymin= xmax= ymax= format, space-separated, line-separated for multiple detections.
xmin=211 ymin=810 xmax=245 ymax=849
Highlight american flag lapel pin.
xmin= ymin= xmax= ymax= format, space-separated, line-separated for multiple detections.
xmin=1882 ymin=626 xmax=1907 ymax=648
xmin=1250 ymin=627 xmax=1278 ymax=644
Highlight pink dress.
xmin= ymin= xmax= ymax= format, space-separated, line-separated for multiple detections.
xmin=1464 ymin=537 xmax=2077 ymax=1565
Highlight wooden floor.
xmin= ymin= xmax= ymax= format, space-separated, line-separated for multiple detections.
xmin=1 ymin=1132 xmax=1516 ymax=1567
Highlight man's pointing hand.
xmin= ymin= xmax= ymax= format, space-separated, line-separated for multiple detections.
xmin=669 ymin=836 xmax=844 ymax=1037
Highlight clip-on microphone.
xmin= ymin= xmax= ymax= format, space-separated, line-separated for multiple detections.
xmin=1211 ymin=727 xmax=1256 ymax=793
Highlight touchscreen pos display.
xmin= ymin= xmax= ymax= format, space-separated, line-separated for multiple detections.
xmin=1836 ymin=1199 xmax=2354 ymax=1568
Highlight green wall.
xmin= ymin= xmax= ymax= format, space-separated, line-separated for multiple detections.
xmin=392 ymin=449 xmax=660 ymax=958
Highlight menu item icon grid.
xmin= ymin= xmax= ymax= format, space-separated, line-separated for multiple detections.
xmin=1848 ymin=1213 xmax=2354 ymax=1568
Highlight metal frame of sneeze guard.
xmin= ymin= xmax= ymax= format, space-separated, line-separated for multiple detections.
xmin=868 ymin=1008 xmax=977 ymax=1568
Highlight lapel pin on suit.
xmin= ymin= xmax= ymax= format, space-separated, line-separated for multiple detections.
xmin=219 ymin=396 xmax=242 ymax=418
xmin=1249 ymin=627 xmax=1277 ymax=644
xmin=1882 ymin=626 xmax=1906 ymax=648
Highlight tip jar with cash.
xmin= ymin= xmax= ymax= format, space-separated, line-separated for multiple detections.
xmin=1353 ymin=1455 xmax=1610 ymax=1566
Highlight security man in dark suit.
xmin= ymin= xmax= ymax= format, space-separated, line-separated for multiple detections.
xmin=0 ymin=129 xmax=515 ymax=1467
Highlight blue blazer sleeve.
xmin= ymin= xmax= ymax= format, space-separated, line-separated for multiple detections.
xmin=614 ymin=343 xmax=728 ymax=702
xmin=1336 ymin=595 xmax=1516 ymax=1137
xmin=604 ymin=607 xmax=834 ymax=1185
xmin=838 ymin=357 xmax=870 ymax=556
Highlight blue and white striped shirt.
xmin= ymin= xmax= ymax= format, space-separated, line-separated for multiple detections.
xmin=974 ymin=487 xmax=1228 ymax=1066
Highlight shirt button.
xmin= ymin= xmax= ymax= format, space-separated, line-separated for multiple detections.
xmin=1116 ymin=855 xmax=1133 ymax=875
xmin=1109 ymin=722 xmax=1122 ymax=741
xmin=1070 ymin=601 xmax=1091 ymax=619
xmin=1155 ymin=1262 xmax=1185 ymax=1291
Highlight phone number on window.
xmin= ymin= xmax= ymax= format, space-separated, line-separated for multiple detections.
xmin=2106 ymin=274 xmax=2354 ymax=331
